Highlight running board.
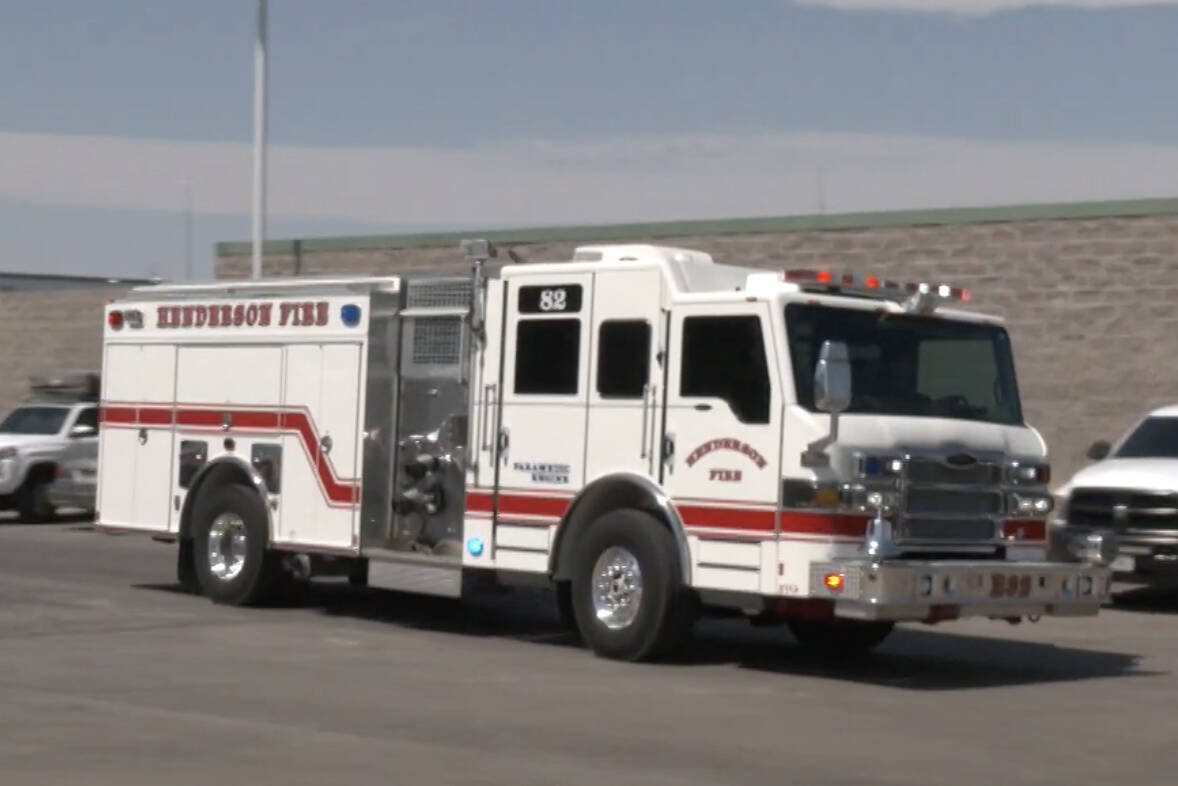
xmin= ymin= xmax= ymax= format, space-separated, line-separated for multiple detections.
xmin=366 ymin=555 xmax=462 ymax=598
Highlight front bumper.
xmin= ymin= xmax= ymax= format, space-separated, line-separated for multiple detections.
xmin=0 ymin=458 xmax=22 ymax=495
xmin=809 ymin=559 xmax=1111 ymax=622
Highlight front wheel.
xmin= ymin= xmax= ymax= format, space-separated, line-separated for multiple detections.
xmin=18 ymin=478 xmax=56 ymax=523
xmin=787 ymin=619 xmax=895 ymax=655
xmin=571 ymin=509 xmax=697 ymax=661
xmin=192 ymin=484 xmax=283 ymax=605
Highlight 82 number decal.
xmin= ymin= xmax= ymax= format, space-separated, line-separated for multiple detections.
xmin=538 ymin=288 xmax=567 ymax=311
xmin=518 ymin=284 xmax=583 ymax=314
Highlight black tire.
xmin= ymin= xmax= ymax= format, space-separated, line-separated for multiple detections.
xmin=192 ymin=483 xmax=283 ymax=606
xmin=787 ymin=619 xmax=895 ymax=655
xmin=553 ymin=580 xmax=577 ymax=633
xmin=570 ymin=509 xmax=697 ymax=661
xmin=18 ymin=478 xmax=56 ymax=523
xmin=176 ymin=538 xmax=200 ymax=594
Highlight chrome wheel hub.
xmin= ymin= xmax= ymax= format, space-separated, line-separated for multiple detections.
xmin=592 ymin=546 xmax=643 ymax=630
xmin=207 ymin=513 xmax=248 ymax=582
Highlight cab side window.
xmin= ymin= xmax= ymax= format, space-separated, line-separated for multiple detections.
xmin=514 ymin=319 xmax=581 ymax=394
xmin=597 ymin=320 xmax=651 ymax=398
xmin=680 ymin=315 xmax=771 ymax=423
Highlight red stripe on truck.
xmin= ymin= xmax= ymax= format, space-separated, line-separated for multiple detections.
xmin=100 ymin=403 xmax=358 ymax=507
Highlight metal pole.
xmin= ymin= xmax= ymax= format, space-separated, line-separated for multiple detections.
xmin=251 ymin=0 xmax=268 ymax=280
xmin=182 ymin=178 xmax=193 ymax=280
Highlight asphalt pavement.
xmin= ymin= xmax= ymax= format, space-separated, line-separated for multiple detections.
xmin=1 ymin=518 xmax=1176 ymax=786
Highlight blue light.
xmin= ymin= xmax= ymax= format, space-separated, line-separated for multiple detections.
xmin=340 ymin=304 xmax=362 ymax=327
xmin=862 ymin=456 xmax=882 ymax=476
xmin=466 ymin=537 xmax=485 ymax=557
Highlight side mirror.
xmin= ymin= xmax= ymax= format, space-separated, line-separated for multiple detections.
xmin=1087 ymin=440 xmax=1111 ymax=461
xmin=813 ymin=340 xmax=852 ymax=414
xmin=69 ymin=424 xmax=97 ymax=439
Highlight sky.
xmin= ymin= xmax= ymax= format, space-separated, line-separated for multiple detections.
xmin=1 ymin=0 xmax=1177 ymax=280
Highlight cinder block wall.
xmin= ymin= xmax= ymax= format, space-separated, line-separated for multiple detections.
xmin=217 ymin=209 xmax=1178 ymax=483
xmin=0 ymin=289 xmax=121 ymax=415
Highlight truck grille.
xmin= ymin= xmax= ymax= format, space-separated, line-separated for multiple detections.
xmin=1068 ymin=489 xmax=1178 ymax=531
xmin=896 ymin=455 xmax=1007 ymax=546
xmin=906 ymin=457 xmax=1003 ymax=486
xmin=906 ymin=488 xmax=1003 ymax=516
xmin=895 ymin=517 xmax=996 ymax=542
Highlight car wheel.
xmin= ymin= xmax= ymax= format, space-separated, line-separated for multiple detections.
xmin=570 ymin=509 xmax=697 ymax=661
xmin=18 ymin=479 xmax=56 ymax=523
xmin=192 ymin=483 xmax=283 ymax=605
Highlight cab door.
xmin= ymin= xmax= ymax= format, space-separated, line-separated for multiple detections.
xmin=660 ymin=303 xmax=783 ymax=523
xmin=584 ymin=268 xmax=664 ymax=481
xmin=495 ymin=273 xmax=593 ymax=496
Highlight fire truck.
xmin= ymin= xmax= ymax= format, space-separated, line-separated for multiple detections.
xmin=96 ymin=241 xmax=1113 ymax=661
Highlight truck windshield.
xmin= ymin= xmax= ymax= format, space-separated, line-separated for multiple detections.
xmin=785 ymin=304 xmax=1022 ymax=425
xmin=1115 ymin=417 xmax=1178 ymax=458
xmin=0 ymin=406 xmax=70 ymax=435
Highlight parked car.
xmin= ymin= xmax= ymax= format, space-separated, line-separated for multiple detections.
xmin=1053 ymin=405 xmax=1178 ymax=583
xmin=0 ymin=372 xmax=99 ymax=522
xmin=47 ymin=436 xmax=97 ymax=516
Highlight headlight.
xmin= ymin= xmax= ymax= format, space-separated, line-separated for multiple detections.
xmin=0 ymin=447 xmax=17 ymax=460
xmin=1008 ymin=462 xmax=1051 ymax=485
xmin=1009 ymin=492 xmax=1053 ymax=516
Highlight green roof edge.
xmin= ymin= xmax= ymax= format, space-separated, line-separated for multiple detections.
xmin=215 ymin=195 xmax=1178 ymax=257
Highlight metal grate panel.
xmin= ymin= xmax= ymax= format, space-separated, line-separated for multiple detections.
xmin=406 ymin=279 xmax=472 ymax=309
xmin=411 ymin=316 xmax=462 ymax=365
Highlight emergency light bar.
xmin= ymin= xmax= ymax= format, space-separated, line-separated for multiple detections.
xmin=782 ymin=269 xmax=971 ymax=306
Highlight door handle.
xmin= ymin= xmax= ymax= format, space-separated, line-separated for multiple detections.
xmin=320 ymin=435 xmax=333 ymax=455
xmin=497 ymin=427 xmax=510 ymax=464
xmin=481 ymin=383 xmax=496 ymax=451
xmin=639 ymin=384 xmax=651 ymax=459
xmin=662 ymin=432 xmax=675 ymax=473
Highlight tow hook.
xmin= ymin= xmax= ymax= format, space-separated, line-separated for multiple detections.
xmin=1027 ymin=614 xmax=1041 ymax=623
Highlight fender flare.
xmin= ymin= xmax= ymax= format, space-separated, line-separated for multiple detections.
xmin=548 ymin=471 xmax=691 ymax=585
xmin=178 ymin=455 xmax=274 ymax=541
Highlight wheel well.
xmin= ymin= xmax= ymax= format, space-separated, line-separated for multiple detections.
xmin=550 ymin=474 xmax=690 ymax=584
xmin=178 ymin=460 xmax=263 ymax=540
xmin=22 ymin=462 xmax=57 ymax=488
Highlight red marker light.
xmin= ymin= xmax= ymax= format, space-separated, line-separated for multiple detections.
xmin=823 ymin=573 xmax=845 ymax=592
xmin=865 ymin=276 xmax=881 ymax=288
xmin=815 ymin=271 xmax=833 ymax=284
xmin=108 ymin=311 xmax=124 ymax=330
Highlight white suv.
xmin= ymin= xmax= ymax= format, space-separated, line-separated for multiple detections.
xmin=0 ymin=400 xmax=98 ymax=522
xmin=1053 ymin=405 xmax=1178 ymax=582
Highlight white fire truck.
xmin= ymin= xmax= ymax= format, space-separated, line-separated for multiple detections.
xmin=96 ymin=241 xmax=1113 ymax=661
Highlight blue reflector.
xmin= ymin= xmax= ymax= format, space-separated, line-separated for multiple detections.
xmin=340 ymin=304 xmax=362 ymax=326
xmin=862 ymin=456 xmax=882 ymax=476
xmin=466 ymin=537 xmax=485 ymax=557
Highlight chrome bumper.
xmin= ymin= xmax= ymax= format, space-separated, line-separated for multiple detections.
xmin=809 ymin=559 xmax=1111 ymax=622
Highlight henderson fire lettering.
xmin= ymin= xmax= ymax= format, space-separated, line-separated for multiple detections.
xmin=684 ymin=437 xmax=768 ymax=469
xmin=156 ymin=301 xmax=329 ymax=329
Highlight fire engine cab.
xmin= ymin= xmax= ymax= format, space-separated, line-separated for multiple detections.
xmin=96 ymin=241 xmax=1112 ymax=661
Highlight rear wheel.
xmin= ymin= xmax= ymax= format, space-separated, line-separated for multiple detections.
xmin=192 ymin=484 xmax=283 ymax=605
xmin=571 ymin=509 xmax=696 ymax=661
xmin=787 ymin=619 xmax=894 ymax=655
